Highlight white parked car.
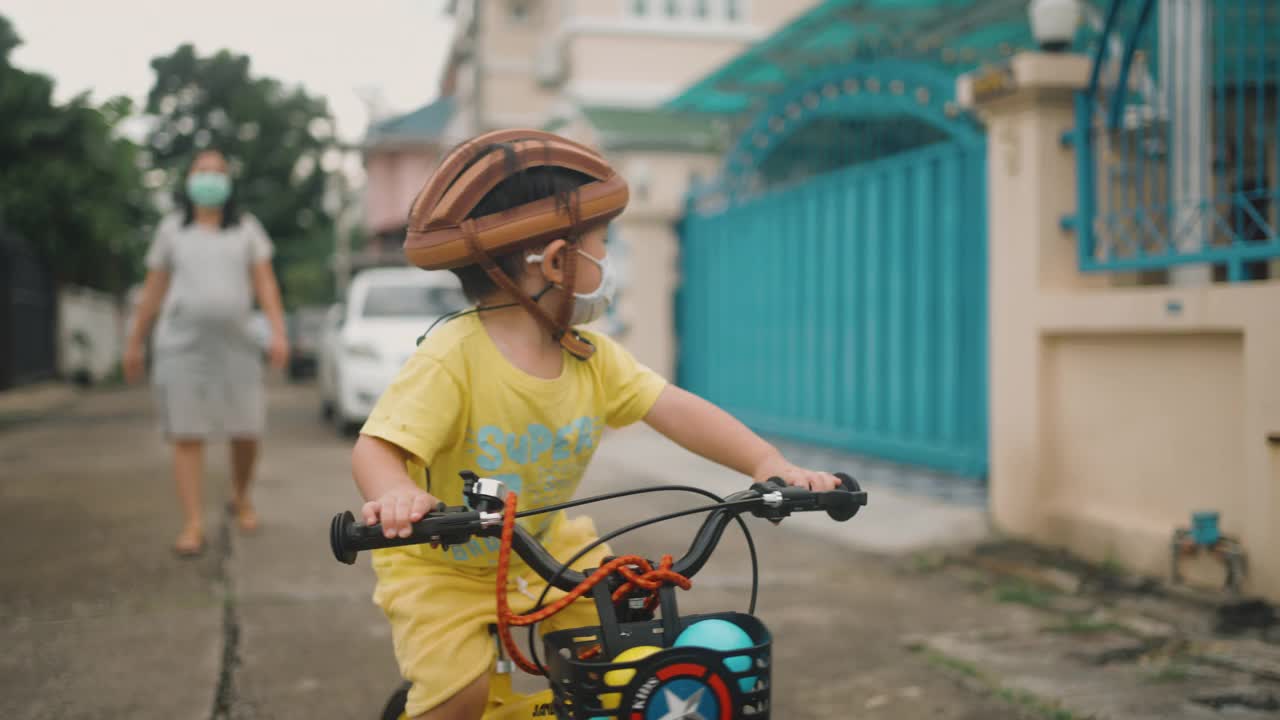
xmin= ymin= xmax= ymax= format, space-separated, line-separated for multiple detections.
xmin=318 ymin=267 xmax=467 ymax=434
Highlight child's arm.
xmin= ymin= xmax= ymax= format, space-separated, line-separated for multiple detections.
xmin=643 ymin=386 xmax=841 ymax=491
xmin=352 ymin=435 xmax=438 ymax=539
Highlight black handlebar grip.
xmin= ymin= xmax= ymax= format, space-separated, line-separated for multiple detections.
xmin=332 ymin=510 xmax=418 ymax=564
xmin=329 ymin=509 xmax=425 ymax=565
xmin=330 ymin=505 xmax=482 ymax=565
xmin=330 ymin=511 xmax=361 ymax=565
xmin=825 ymin=472 xmax=866 ymax=521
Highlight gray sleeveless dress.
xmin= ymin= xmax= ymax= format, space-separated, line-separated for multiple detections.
xmin=145 ymin=213 xmax=274 ymax=439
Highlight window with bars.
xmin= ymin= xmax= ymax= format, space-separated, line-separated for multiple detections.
xmin=1072 ymin=0 xmax=1280 ymax=282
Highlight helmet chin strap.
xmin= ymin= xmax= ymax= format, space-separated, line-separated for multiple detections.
xmin=461 ymin=220 xmax=596 ymax=360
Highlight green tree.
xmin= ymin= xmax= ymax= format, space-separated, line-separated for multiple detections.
xmin=0 ymin=14 xmax=154 ymax=294
xmin=143 ymin=44 xmax=339 ymax=308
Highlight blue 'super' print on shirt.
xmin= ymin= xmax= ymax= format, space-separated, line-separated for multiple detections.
xmin=446 ymin=415 xmax=603 ymax=565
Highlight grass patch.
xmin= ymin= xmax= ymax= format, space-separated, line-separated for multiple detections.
xmin=995 ymin=687 xmax=1078 ymax=720
xmin=918 ymin=646 xmax=1082 ymax=720
xmin=909 ymin=551 xmax=948 ymax=574
xmin=920 ymin=649 xmax=984 ymax=679
xmin=1099 ymin=553 xmax=1126 ymax=578
xmin=993 ymin=580 xmax=1055 ymax=609
xmin=1144 ymin=662 xmax=1191 ymax=684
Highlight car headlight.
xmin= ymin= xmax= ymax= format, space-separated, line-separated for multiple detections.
xmin=343 ymin=342 xmax=380 ymax=362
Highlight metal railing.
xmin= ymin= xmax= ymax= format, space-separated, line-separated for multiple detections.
xmin=1072 ymin=0 xmax=1280 ymax=282
xmin=679 ymin=141 xmax=989 ymax=479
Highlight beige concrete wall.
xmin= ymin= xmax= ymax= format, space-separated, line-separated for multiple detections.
xmin=477 ymin=0 xmax=555 ymax=61
xmin=561 ymin=1 xmax=806 ymax=105
xmin=1034 ymin=290 xmax=1280 ymax=591
xmin=606 ymin=150 xmax=720 ymax=379
xmin=615 ymin=150 xmax=720 ymax=219
xmin=565 ymin=33 xmax=749 ymax=101
xmin=482 ymin=71 xmax=558 ymax=126
xmin=450 ymin=0 xmax=560 ymax=133
xmin=609 ymin=216 xmax=678 ymax=378
xmin=460 ymin=0 xmax=800 ymax=123
xmin=554 ymin=117 xmax=720 ymax=378
xmin=572 ymin=0 xmax=804 ymax=29
xmin=966 ymin=53 xmax=1280 ymax=600
xmin=550 ymin=113 xmax=720 ymax=377
xmin=453 ymin=0 xmax=812 ymax=127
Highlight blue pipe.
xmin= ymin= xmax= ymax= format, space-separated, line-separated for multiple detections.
xmin=1087 ymin=0 xmax=1126 ymax=99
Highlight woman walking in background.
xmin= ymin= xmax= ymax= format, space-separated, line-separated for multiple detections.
xmin=124 ymin=149 xmax=289 ymax=556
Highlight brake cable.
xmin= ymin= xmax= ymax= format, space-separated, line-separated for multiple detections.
xmin=495 ymin=492 xmax=702 ymax=675
xmin=512 ymin=492 xmax=763 ymax=675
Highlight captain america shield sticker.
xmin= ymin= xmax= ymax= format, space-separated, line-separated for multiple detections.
xmin=627 ymin=662 xmax=734 ymax=720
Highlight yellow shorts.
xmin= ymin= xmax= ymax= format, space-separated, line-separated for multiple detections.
xmin=372 ymin=515 xmax=611 ymax=718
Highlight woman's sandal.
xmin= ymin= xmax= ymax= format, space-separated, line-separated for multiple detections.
xmin=226 ymin=499 xmax=260 ymax=533
xmin=173 ymin=528 xmax=206 ymax=558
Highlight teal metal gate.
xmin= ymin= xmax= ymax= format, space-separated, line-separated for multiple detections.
xmin=677 ymin=62 xmax=989 ymax=478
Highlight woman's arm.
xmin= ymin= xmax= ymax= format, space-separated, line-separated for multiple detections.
xmin=250 ymin=260 xmax=289 ymax=368
xmin=643 ymin=385 xmax=840 ymax=491
xmin=123 ymin=269 xmax=171 ymax=384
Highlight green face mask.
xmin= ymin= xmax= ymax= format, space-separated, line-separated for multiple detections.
xmin=186 ymin=172 xmax=231 ymax=208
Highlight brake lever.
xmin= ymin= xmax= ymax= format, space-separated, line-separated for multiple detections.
xmin=748 ymin=478 xmax=809 ymax=523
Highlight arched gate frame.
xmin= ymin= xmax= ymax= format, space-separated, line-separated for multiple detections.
xmin=678 ymin=60 xmax=989 ymax=479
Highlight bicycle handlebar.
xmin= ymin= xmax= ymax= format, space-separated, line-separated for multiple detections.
xmin=329 ymin=474 xmax=867 ymax=593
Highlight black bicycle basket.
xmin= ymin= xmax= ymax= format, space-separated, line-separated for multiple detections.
xmin=542 ymin=611 xmax=771 ymax=719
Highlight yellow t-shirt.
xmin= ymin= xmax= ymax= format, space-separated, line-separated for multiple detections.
xmin=360 ymin=312 xmax=667 ymax=570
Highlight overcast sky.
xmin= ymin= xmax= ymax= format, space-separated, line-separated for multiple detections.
xmin=4 ymin=0 xmax=456 ymax=143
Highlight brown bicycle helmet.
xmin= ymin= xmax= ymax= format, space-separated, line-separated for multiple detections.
xmin=405 ymin=129 xmax=630 ymax=360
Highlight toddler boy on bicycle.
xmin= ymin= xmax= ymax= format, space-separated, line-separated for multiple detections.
xmin=351 ymin=130 xmax=839 ymax=720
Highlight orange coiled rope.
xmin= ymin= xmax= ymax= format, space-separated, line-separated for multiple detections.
xmin=494 ymin=492 xmax=692 ymax=675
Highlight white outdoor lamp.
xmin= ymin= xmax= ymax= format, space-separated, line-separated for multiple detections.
xmin=1029 ymin=0 xmax=1083 ymax=52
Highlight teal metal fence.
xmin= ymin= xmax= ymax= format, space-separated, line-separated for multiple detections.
xmin=1072 ymin=0 xmax=1280 ymax=281
xmin=665 ymin=3 xmax=1038 ymax=479
xmin=679 ymin=140 xmax=988 ymax=478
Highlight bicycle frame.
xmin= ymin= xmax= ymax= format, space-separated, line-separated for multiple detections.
xmin=483 ymin=672 xmax=556 ymax=720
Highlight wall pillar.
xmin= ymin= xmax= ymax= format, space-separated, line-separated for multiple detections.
xmin=962 ymin=53 xmax=1280 ymax=600
xmin=958 ymin=53 xmax=1094 ymax=537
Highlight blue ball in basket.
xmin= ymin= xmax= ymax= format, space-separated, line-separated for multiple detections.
xmin=674 ymin=618 xmax=757 ymax=692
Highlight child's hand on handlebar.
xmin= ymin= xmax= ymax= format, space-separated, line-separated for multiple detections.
xmin=752 ymin=454 xmax=842 ymax=492
xmin=362 ymin=487 xmax=439 ymax=539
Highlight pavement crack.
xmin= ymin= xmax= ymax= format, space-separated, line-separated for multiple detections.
xmin=210 ymin=515 xmax=241 ymax=720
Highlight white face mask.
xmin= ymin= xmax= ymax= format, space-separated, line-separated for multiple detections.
xmin=527 ymin=249 xmax=617 ymax=326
